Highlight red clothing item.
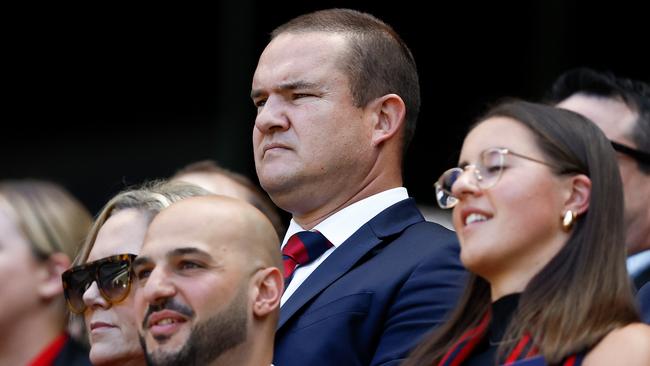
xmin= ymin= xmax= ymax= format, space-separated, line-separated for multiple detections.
xmin=28 ymin=333 xmax=68 ymax=366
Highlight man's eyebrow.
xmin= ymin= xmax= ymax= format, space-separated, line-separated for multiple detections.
xmin=167 ymin=247 xmax=212 ymax=260
xmin=251 ymin=81 xmax=320 ymax=99
xmin=278 ymin=81 xmax=319 ymax=91
xmin=133 ymin=248 xmax=212 ymax=267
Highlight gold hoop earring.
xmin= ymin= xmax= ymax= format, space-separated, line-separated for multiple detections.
xmin=562 ymin=210 xmax=576 ymax=232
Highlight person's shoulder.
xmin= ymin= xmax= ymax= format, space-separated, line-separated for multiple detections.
xmin=400 ymin=220 xmax=459 ymax=248
xmin=405 ymin=219 xmax=456 ymax=237
xmin=389 ymin=220 xmax=463 ymax=274
xmin=584 ymin=323 xmax=650 ymax=365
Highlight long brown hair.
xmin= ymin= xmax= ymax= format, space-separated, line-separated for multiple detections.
xmin=406 ymin=100 xmax=638 ymax=365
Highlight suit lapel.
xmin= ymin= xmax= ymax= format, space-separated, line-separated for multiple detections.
xmin=277 ymin=198 xmax=423 ymax=329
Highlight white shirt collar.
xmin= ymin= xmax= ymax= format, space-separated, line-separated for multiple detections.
xmin=282 ymin=187 xmax=409 ymax=247
xmin=627 ymin=249 xmax=650 ymax=277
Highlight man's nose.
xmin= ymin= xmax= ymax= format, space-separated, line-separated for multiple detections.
xmin=255 ymin=95 xmax=290 ymax=134
xmin=142 ymin=266 xmax=177 ymax=305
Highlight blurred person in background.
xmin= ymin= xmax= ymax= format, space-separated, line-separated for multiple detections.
xmin=548 ymin=68 xmax=650 ymax=290
xmin=171 ymin=159 xmax=285 ymax=239
xmin=0 ymin=180 xmax=93 ymax=366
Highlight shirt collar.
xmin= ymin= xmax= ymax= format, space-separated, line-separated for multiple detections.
xmin=282 ymin=187 xmax=409 ymax=248
xmin=627 ymin=249 xmax=650 ymax=277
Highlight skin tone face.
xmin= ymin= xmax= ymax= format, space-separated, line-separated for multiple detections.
xmin=82 ymin=208 xmax=151 ymax=366
xmin=134 ymin=197 xmax=279 ymax=366
xmin=451 ymin=117 xmax=573 ymax=300
xmin=173 ymin=173 xmax=252 ymax=203
xmin=558 ymin=94 xmax=650 ymax=254
xmin=251 ymin=31 xmax=377 ymax=225
xmin=0 ymin=204 xmax=42 ymax=334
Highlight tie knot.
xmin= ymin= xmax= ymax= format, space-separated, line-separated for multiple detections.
xmin=282 ymin=230 xmax=333 ymax=266
xmin=281 ymin=230 xmax=333 ymax=286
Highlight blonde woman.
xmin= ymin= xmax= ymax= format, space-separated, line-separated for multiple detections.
xmin=0 ymin=180 xmax=93 ymax=366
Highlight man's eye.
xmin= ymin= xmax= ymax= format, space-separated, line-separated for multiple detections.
xmin=179 ymin=261 xmax=202 ymax=270
xmin=293 ymin=93 xmax=313 ymax=99
xmin=255 ymin=99 xmax=266 ymax=108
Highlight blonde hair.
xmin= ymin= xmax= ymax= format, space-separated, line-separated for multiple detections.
xmin=73 ymin=180 xmax=210 ymax=266
xmin=0 ymin=180 xmax=92 ymax=260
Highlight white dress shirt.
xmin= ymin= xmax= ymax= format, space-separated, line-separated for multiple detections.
xmin=627 ymin=249 xmax=650 ymax=278
xmin=280 ymin=187 xmax=409 ymax=306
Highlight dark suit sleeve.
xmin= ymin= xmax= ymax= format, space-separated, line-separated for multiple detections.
xmin=370 ymin=226 xmax=467 ymax=366
xmin=638 ymin=282 xmax=650 ymax=324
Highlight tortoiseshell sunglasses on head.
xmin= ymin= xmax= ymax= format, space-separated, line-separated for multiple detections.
xmin=62 ymin=253 xmax=136 ymax=314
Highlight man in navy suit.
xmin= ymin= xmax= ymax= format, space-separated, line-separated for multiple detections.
xmin=549 ymin=68 xmax=650 ymax=290
xmin=251 ymin=8 xmax=466 ymax=365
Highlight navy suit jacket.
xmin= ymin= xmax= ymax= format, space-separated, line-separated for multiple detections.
xmin=273 ymin=198 xmax=467 ymax=366
xmin=638 ymin=281 xmax=650 ymax=324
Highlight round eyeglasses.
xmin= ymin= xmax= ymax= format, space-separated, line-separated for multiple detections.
xmin=434 ymin=147 xmax=554 ymax=209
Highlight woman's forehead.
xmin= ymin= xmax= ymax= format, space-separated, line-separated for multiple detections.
xmin=461 ymin=117 xmax=537 ymax=160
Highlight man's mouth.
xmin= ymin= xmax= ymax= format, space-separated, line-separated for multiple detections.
xmin=146 ymin=310 xmax=189 ymax=340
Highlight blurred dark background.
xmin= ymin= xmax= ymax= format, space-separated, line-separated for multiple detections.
xmin=3 ymin=1 xmax=648 ymax=216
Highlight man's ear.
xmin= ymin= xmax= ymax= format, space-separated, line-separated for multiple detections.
xmin=36 ymin=252 xmax=71 ymax=300
xmin=368 ymin=94 xmax=406 ymax=147
xmin=562 ymin=174 xmax=591 ymax=216
xmin=251 ymin=267 xmax=283 ymax=318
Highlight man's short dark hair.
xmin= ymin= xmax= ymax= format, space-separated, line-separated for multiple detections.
xmin=271 ymin=8 xmax=420 ymax=156
xmin=547 ymin=67 xmax=650 ymax=173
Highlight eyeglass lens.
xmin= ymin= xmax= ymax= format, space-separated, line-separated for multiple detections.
xmin=435 ymin=149 xmax=506 ymax=208
xmin=63 ymin=257 xmax=132 ymax=313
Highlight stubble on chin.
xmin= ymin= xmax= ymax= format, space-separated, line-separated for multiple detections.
xmin=139 ymin=287 xmax=249 ymax=366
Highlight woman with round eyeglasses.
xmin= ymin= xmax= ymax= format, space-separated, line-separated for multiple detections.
xmin=406 ymin=101 xmax=650 ymax=365
xmin=62 ymin=181 xmax=208 ymax=366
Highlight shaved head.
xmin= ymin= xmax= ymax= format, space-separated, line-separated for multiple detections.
xmin=135 ymin=195 xmax=283 ymax=366
xmin=145 ymin=195 xmax=282 ymax=271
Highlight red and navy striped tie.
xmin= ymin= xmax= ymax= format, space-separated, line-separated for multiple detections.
xmin=282 ymin=230 xmax=333 ymax=287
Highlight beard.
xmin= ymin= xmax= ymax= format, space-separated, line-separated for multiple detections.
xmin=141 ymin=285 xmax=249 ymax=366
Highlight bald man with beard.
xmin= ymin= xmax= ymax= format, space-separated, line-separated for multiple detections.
xmin=132 ymin=196 xmax=283 ymax=366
